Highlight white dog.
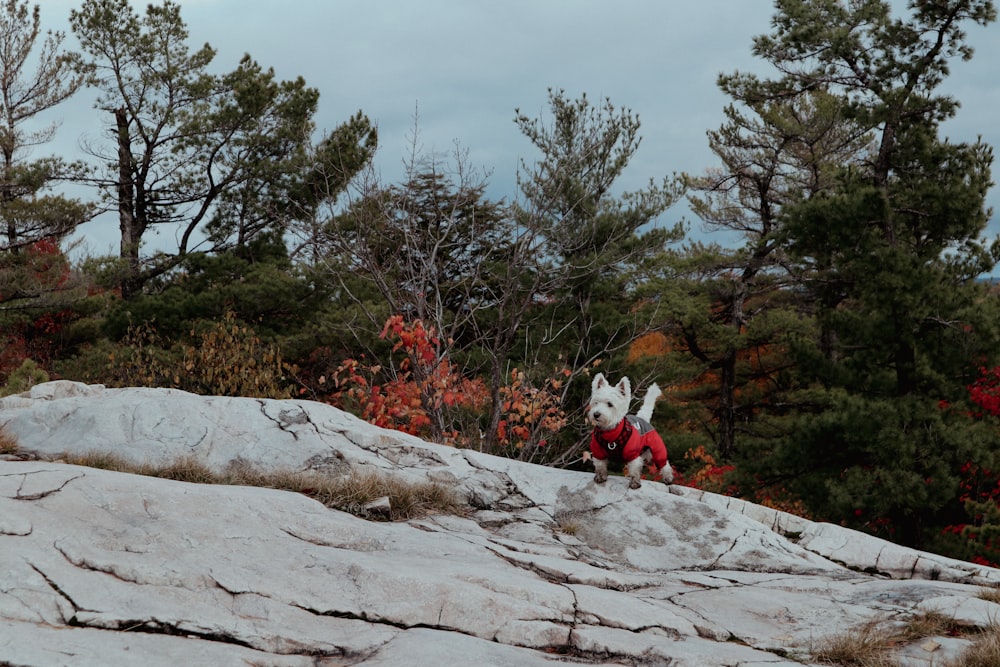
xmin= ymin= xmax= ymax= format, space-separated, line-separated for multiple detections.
xmin=587 ymin=373 xmax=673 ymax=489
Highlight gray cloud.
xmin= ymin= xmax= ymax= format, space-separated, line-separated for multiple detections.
xmin=34 ymin=1 xmax=1000 ymax=260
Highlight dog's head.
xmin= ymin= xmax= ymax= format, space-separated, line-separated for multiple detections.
xmin=587 ymin=373 xmax=631 ymax=431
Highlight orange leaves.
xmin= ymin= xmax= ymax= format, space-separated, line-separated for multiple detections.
xmin=332 ymin=316 xmax=488 ymax=443
xmin=753 ymin=490 xmax=812 ymax=519
xmin=380 ymin=314 xmax=439 ymax=367
xmin=332 ymin=316 xmax=573 ymax=453
xmin=626 ymin=331 xmax=671 ymax=364
xmin=496 ymin=368 xmax=568 ymax=451
xmin=674 ymin=445 xmax=735 ymax=494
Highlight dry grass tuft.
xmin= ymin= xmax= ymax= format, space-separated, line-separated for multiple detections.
xmin=813 ymin=612 xmax=1000 ymax=667
xmin=558 ymin=519 xmax=580 ymax=536
xmin=58 ymin=450 xmax=465 ymax=521
xmin=62 ymin=451 xmax=159 ymax=474
xmin=554 ymin=512 xmax=582 ymax=536
xmin=155 ymin=456 xmax=219 ymax=484
xmin=978 ymin=586 xmax=1000 ymax=604
xmin=226 ymin=463 xmax=466 ymax=520
xmin=813 ymin=618 xmax=900 ymax=666
xmin=0 ymin=429 xmax=17 ymax=455
xmin=897 ymin=610 xmax=955 ymax=641
xmin=942 ymin=623 xmax=1000 ymax=667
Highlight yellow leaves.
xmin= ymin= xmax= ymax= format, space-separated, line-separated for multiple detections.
xmin=104 ymin=311 xmax=293 ymax=399
xmin=495 ymin=366 xmax=569 ymax=450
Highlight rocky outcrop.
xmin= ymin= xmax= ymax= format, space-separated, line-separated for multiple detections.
xmin=2 ymin=381 xmax=999 ymax=666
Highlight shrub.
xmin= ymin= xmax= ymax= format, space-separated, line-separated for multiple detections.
xmin=99 ymin=312 xmax=293 ymax=399
xmin=0 ymin=359 xmax=49 ymax=397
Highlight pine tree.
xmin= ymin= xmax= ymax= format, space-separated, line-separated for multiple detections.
xmin=69 ymin=0 xmax=353 ymax=298
xmin=679 ymin=90 xmax=871 ymax=458
xmin=0 ymin=0 xmax=91 ymax=252
xmin=514 ymin=89 xmax=685 ymax=370
xmin=723 ymin=0 xmax=1000 ymax=548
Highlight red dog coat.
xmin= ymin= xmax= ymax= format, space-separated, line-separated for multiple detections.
xmin=590 ymin=415 xmax=668 ymax=470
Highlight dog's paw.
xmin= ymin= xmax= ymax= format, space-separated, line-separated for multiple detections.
xmin=594 ymin=472 xmax=608 ymax=484
xmin=628 ymin=478 xmax=642 ymax=490
xmin=661 ymin=464 xmax=674 ymax=484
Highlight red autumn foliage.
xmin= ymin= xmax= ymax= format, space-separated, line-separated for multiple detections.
xmin=937 ymin=366 xmax=1000 ymax=566
xmin=0 ymin=239 xmax=75 ymax=381
xmin=969 ymin=365 xmax=1000 ymax=418
xmin=672 ymin=445 xmax=736 ymax=494
xmin=329 ymin=316 xmax=571 ymax=452
xmin=329 ymin=316 xmax=488 ymax=444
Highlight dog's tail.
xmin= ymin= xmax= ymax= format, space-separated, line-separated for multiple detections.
xmin=636 ymin=383 xmax=661 ymax=422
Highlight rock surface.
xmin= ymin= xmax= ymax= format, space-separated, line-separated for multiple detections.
xmin=2 ymin=380 xmax=999 ymax=666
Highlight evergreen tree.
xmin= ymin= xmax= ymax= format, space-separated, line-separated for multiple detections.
xmin=724 ymin=0 xmax=1000 ymax=548
xmin=0 ymin=1 xmax=95 ymax=379
xmin=0 ymin=0 xmax=92 ymax=251
xmin=514 ymin=89 xmax=685 ymax=371
xmin=69 ymin=0 xmax=347 ymax=298
xmin=678 ymin=91 xmax=871 ymax=457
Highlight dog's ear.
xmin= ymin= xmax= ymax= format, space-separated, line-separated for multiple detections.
xmin=592 ymin=373 xmax=607 ymax=391
xmin=615 ymin=376 xmax=631 ymax=398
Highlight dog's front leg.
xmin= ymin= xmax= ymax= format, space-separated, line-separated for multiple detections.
xmin=626 ymin=450 xmax=652 ymax=489
xmin=593 ymin=458 xmax=609 ymax=484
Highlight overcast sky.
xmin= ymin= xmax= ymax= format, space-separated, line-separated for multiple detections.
xmin=37 ymin=0 xmax=1000 ymax=261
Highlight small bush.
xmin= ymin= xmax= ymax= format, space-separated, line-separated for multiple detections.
xmin=0 ymin=359 xmax=49 ymax=397
xmin=98 ymin=312 xmax=294 ymax=399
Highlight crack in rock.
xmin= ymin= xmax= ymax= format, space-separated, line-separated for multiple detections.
xmin=53 ymin=541 xmax=154 ymax=587
xmin=663 ymin=594 xmax=731 ymax=642
xmin=279 ymin=526 xmax=385 ymax=552
xmin=256 ymin=400 xmax=318 ymax=441
xmin=27 ymin=562 xmax=97 ymax=622
xmin=70 ymin=616 xmax=267 ymax=653
xmin=293 ymin=601 xmax=587 ymax=664
xmin=476 ymin=540 xmax=691 ymax=654
xmin=707 ymin=528 xmax=749 ymax=570
xmin=0 ymin=515 xmax=32 ymax=536
xmin=484 ymin=543 xmax=574 ymax=586
xmin=459 ymin=454 xmax=538 ymax=510
xmin=4 ymin=470 xmax=84 ymax=501
xmin=291 ymin=601 xmax=460 ymax=635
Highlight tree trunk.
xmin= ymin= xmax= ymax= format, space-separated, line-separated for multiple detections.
xmin=717 ymin=349 xmax=737 ymax=460
xmin=115 ymin=107 xmax=141 ymax=299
